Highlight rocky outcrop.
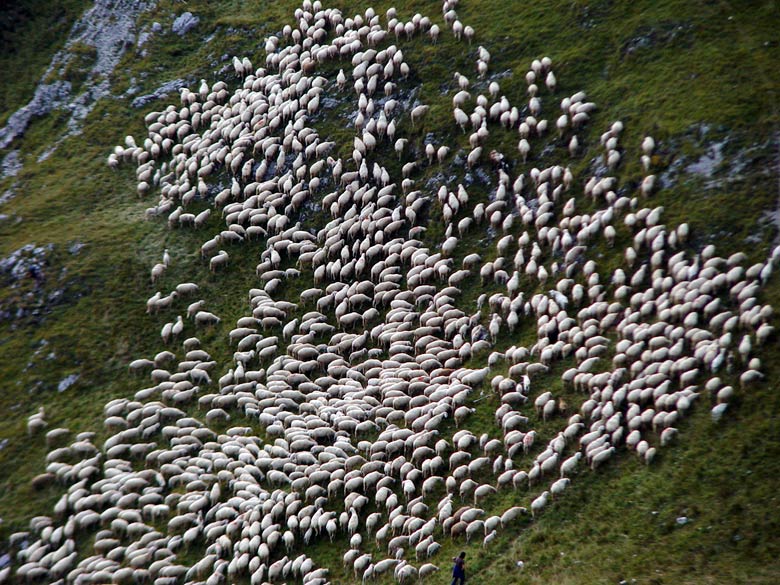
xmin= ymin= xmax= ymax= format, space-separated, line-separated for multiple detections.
xmin=172 ymin=11 xmax=199 ymax=36
xmin=0 ymin=0 xmax=157 ymax=150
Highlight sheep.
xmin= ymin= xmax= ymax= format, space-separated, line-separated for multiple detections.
xmin=518 ymin=139 xmax=530 ymax=163
xmin=175 ymin=282 xmax=199 ymax=296
xmin=78 ymin=13 xmax=780 ymax=585
xmin=641 ymin=175 xmax=656 ymax=197
xmin=467 ymin=146 xmax=482 ymax=168
xmin=530 ymin=491 xmax=549 ymax=517
xmin=550 ymin=477 xmax=570 ymax=497
xmin=590 ymin=446 xmax=615 ymax=470
xmin=151 ymin=263 xmax=166 ymax=283
xmin=27 ymin=407 xmax=46 ymax=436
xmin=129 ymin=358 xmax=155 ymax=373
xmin=559 ymin=452 xmax=581 ymax=477
xmin=474 ymin=484 xmax=496 ymax=505
xmin=419 ymin=563 xmax=439 ymax=581
xmin=711 ymin=403 xmax=728 ymax=422
xmin=209 ymin=250 xmax=229 ymax=272
xmin=411 ymin=105 xmax=430 ymax=126
xmin=740 ymin=369 xmax=763 ymax=388
xmin=569 ymin=135 xmax=579 ymax=156
xmin=194 ymin=311 xmax=220 ymax=326
xmin=545 ymin=71 xmax=556 ymax=92
xmin=499 ymin=506 xmax=525 ymax=528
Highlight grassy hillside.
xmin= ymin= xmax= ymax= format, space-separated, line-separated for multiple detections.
xmin=0 ymin=0 xmax=779 ymax=583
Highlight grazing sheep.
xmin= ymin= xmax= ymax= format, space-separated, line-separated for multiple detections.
xmin=411 ymin=105 xmax=430 ymax=126
xmin=209 ymin=250 xmax=229 ymax=272
xmin=49 ymin=10 xmax=777 ymax=585
xmin=530 ymin=491 xmax=549 ymax=517
xmin=27 ymin=407 xmax=47 ymax=436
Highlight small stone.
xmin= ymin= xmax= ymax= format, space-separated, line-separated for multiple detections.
xmin=0 ymin=188 xmax=15 ymax=205
xmin=320 ymin=97 xmax=340 ymax=109
xmin=58 ymin=374 xmax=79 ymax=393
xmin=131 ymin=78 xmax=187 ymax=108
xmin=474 ymin=167 xmax=492 ymax=185
xmin=1 ymin=151 xmax=22 ymax=178
xmin=676 ymin=516 xmax=690 ymax=525
xmin=136 ymin=30 xmax=152 ymax=48
xmin=172 ymin=12 xmax=200 ymax=36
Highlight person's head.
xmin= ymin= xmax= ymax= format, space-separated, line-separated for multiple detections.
xmin=459 ymin=551 xmax=466 ymax=559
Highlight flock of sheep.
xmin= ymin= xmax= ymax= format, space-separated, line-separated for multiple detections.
xmin=6 ymin=0 xmax=776 ymax=584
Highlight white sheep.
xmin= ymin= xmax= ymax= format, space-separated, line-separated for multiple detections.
xmin=411 ymin=104 xmax=430 ymax=126
xmin=530 ymin=491 xmax=549 ymax=517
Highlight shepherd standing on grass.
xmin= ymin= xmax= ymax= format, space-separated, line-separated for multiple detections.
xmin=451 ymin=551 xmax=467 ymax=585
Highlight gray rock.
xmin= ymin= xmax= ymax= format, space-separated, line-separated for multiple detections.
xmin=0 ymin=187 xmax=15 ymax=206
xmin=132 ymin=78 xmax=187 ymax=108
xmin=0 ymin=243 xmax=52 ymax=284
xmin=320 ymin=97 xmax=340 ymax=109
xmin=541 ymin=142 xmax=558 ymax=158
xmin=425 ymin=172 xmax=452 ymax=190
xmin=588 ymin=156 xmax=610 ymax=179
xmin=659 ymin=155 xmax=686 ymax=189
xmin=172 ymin=11 xmax=199 ymax=36
xmin=137 ymin=28 xmax=152 ymax=48
xmin=0 ymin=81 xmax=72 ymax=149
xmin=474 ymin=167 xmax=492 ymax=185
xmin=152 ymin=21 xmax=163 ymax=33
xmin=622 ymin=23 xmax=692 ymax=58
xmin=1 ymin=150 xmax=22 ymax=179
xmin=58 ymin=374 xmax=80 ymax=393
xmin=0 ymin=243 xmax=87 ymax=324
xmin=0 ymin=0 xmax=156 ymax=149
xmin=686 ymin=141 xmax=725 ymax=179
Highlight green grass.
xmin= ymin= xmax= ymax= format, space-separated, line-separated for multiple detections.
xmin=0 ymin=0 xmax=779 ymax=583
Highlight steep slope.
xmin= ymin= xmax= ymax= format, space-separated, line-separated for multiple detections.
xmin=0 ymin=1 xmax=779 ymax=584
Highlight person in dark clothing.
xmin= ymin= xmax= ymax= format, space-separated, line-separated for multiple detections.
xmin=451 ymin=551 xmax=466 ymax=585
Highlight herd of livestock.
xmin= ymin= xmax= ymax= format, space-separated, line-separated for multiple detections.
xmin=7 ymin=0 xmax=776 ymax=584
